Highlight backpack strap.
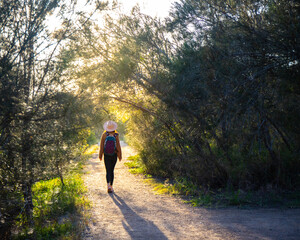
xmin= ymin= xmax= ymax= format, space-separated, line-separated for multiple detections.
xmin=105 ymin=132 xmax=118 ymax=137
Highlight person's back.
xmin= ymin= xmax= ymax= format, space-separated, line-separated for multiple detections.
xmin=99 ymin=121 xmax=122 ymax=193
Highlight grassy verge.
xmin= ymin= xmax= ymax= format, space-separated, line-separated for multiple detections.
xmin=125 ymin=154 xmax=300 ymax=208
xmin=124 ymin=155 xmax=147 ymax=175
xmin=13 ymin=145 xmax=98 ymax=240
xmin=83 ymin=145 xmax=98 ymax=156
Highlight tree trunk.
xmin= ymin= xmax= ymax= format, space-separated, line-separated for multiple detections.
xmin=261 ymin=119 xmax=281 ymax=186
xmin=21 ymin=120 xmax=34 ymax=224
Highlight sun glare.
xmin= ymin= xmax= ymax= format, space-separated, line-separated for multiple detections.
xmin=46 ymin=0 xmax=176 ymax=32
xmin=117 ymin=0 xmax=175 ymax=18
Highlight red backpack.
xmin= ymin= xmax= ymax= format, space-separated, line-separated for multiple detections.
xmin=104 ymin=132 xmax=118 ymax=156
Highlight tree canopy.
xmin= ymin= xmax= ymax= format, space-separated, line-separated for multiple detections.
xmin=67 ymin=0 xmax=299 ymax=189
xmin=1 ymin=0 xmax=299 ymax=237
xmin=0 ymin=0 xmax=106 ymax=236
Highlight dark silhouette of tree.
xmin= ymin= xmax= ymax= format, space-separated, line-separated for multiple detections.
xmin=58 ymin=0 xmax=300 ymax=191
xmin=0 ymin=0 xmax=105 ymax=237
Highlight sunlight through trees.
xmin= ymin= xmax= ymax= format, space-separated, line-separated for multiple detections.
xmin=1 ymin=0 xmax=299 ymax=238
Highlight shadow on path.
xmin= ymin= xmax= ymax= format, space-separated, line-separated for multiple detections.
xmin=110 ymin=193 xmax=168 ymax=240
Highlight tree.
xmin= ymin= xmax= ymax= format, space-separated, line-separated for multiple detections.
xmin=0 ymin=0 xmax=105 ymax=237
xmin=166 ymin=0 xmax=300 ymax=187
xmin=57 ymin=0 xmax=300 ymax=190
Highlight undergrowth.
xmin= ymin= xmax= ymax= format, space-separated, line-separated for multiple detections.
xmin=125 ymin=154 xmax=300 ymax=208
xmin=13 ymin=145 xmax=97 ymax=239
xmin=83 ymin=145 xmax=98 ymax=155
xmin=124 ymin=155 xmax=146 ymax=175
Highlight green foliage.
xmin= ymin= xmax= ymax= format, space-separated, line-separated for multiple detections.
xmin=33 ymin=175 xmax=88 ymax=220
xmin=17 ymin=222 xmax=74 ymax=240
xmin=83 ymin=145 xmax=99 ymax=156
xmin=139 ymin=173 xmax=300 ymax=208
xmin=61 ymin=0 xmax=299 ymax=205
xmin=14 ymin=173 xmax=89 ymax=239
xmin=0 ymin=0 xmax=104 ymax=235
xmin=34 ymin=222 xmax=74 ymax=240
xmin=86 ymin=131 xmax=98 ymax=146
xmin=109 ymin=0 xmax=299 ymax=190
xmin=125 ymin=153 xmax=300 ymax=208
xmin=124 ymin=155 xmax=147 ymax=175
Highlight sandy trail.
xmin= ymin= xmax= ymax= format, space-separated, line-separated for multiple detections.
xmin=83 ymin=143 xmax=300 ymax=240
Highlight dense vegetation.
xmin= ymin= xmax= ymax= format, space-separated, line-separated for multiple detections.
xmin=1 ymin=0 xmax=299 ymax=238
xmin=0 ymin=0 xmax=104 ymax=238
xmin=72 ymin=0 xmax=299 ymax=190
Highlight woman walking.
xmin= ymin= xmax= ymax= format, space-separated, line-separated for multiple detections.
xmin=99 ymin=121 xmax=122 ymax=193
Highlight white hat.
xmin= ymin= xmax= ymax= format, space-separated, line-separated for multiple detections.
xmin=103 ymin=120 xmax=118 ymax=132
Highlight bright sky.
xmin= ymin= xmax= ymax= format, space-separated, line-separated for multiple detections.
xmin=46 ymin=0 xmax=177 ymax=32
xmin=116 ymin=0 xmax=176 ymax=18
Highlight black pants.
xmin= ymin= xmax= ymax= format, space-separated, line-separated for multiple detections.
xmin=104 ymin=154 xmax=117 ymax=185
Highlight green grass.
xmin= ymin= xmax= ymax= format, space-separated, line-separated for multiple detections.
xmin=124 ymin=155 xmax=147 ymax=175
xmin=83 ymin=145 xmax=99 ymax=156
xmin=14 ymin=174 xmax=90 ymax=239
xmin=33 ymin=174 xmax=89 ymax=220
xmin=124 ymin=154 xmax=300 ymax=208
xmin=13 ymin=148 xmax=92 ymax=239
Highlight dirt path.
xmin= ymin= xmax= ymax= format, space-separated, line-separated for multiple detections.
xmin=82 ymin=143 xmax=300 ymax=240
